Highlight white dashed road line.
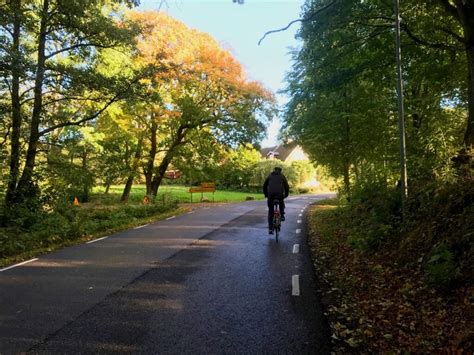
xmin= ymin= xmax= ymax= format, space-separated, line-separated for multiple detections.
xmin=86 ymin=236 xmax=109 ymax=244
xmin=133 ymin=224 xmax=149 ymax=230
xmin=166 ymin=216 xmax=176 ymax=220
xmin=297 ymin=220 xmax=302 ymax=224
xmin=293 ymin=244 xmax=300 ymax=253
xmin=0 ymin=258 xmax=38 ymax=272
xmin=292 ymin=275 xmax=300 ymax=296
xmin=296 ymin=229 xmax=301 ymax=234
xmin=187 ymin=211 xmax=195 ymax=214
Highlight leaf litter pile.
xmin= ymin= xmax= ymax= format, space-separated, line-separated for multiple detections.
xmin=307 ymin=203 xmax=473 ymax=353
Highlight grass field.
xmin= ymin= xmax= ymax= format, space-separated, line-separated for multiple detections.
xmin=91 ymin=184 xmax=265 ymax=205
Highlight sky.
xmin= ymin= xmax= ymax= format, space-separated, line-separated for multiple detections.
xmin=139 ymin=0 xmax=305 ymax=147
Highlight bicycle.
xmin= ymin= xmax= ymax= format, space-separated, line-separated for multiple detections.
xmin=272 ymin=199 xmax=281 ymax=242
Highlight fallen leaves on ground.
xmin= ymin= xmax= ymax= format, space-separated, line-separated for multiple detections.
xmin=307 ymin=204 xmax=474 ymax=353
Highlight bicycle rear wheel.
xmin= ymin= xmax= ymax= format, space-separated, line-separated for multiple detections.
xmin=273 ymin=214 xmax=280 ymax=242
xmin=272 ymin=199 xmax=281 ymax=242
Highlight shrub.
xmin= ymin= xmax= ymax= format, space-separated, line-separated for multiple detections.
xmin=342 ymin=182 xmax=401 ymax=251
xmin=425 ymin=244 xmax=457 ymax=289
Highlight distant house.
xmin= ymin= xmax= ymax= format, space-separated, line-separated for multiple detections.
xmin=260 ymin=142 xmax=309 ymax=163
xmin=261 ymin=142 xmax=320 ymax=189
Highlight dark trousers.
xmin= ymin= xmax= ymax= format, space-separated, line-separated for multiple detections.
xmin=267 ymin=196 xmax=285 ymax=229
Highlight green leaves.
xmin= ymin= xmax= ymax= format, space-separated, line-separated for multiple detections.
xmin=284 ymin=0 xmax=468 ymax=195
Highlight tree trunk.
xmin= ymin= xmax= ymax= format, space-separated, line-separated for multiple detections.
xmin=343 ymin=160 xmax=351 ymax=197
xmin=150 ymin=153 xmax=172 ymax=197
xmin=342 ymin=107 xmax=351 ymax=197
xmin=121 ymin=136 xmax=143 ymax=202
xmin=5 ymin=0 xmax=22 ymax=204
xmin=121 ymin=176 xmax=134 ymax=202
xmin=144 ymin=115 xmax=157 ymax=195
xmin=464 ymin=36 xmax=474 ymax=148
xmin=105 ymin=183 xmax=111 ymax=194
xmin=81 ymin=148 xmax=89 ymax=202
xmin=15 ymin=0 xmax=49 ymax=201
xmin=150 ymin=126 xmax=186 ymax=197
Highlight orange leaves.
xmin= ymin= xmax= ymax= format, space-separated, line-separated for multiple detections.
xmin=121 ymin=9 xmax=273 ymax=148
xmin=125 ymin=9 xmax=269 ymax=100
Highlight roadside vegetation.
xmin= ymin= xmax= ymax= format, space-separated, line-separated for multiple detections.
xmin=0 ymin=184 xmax=267 ymax=267
xmin=307 ymin=193 xmax=473 ymax=352
xmin=0 ymin=191 xmax=179 ymax=267
xmin=283 ymin=0 xmax=474 ymax=352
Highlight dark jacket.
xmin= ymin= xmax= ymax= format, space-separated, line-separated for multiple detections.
xmin=263 ymin=171 xmax=289 ymax=198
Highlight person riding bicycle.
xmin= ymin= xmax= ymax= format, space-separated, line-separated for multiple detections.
xmin=263 ymin=166 xmax=289 ymax=234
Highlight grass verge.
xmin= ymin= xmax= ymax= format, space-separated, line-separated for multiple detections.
xmin=0 ymin=202 xmax=185 ymax=268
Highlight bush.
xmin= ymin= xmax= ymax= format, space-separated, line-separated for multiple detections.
xmin=343 ymin=183 xmax=401 ymax=251
xmin=341 ymin=177 xmax=473 ymax=289
xmin=425 ymin=244 xmax=457 ymax=289
xmin=402 ymin=178 xmax=474 ymax=288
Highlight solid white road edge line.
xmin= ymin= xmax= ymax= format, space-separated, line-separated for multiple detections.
xmin=292 ymin=275 xmax=300 ymax=296
xmin=166 ymin=216 xmax=176 ymax=220
xmin=296 ymin=229 xmax=301 ymax=234
xmin=293 ymin=244 xmax=300 ymax=253
xmin=134 ymin=224 xmax=149 ymax=229
xmin=0 ymin=258 xmax=38 ymax=272
xmin=86 ymin=236 xmax=109 ymax=244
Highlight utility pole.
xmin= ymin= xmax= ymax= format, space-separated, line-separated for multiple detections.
xmin=394 ymin=0 xmax=408 ymax=209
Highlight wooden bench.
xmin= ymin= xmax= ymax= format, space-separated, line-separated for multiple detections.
xmin=189 ymin=182 xmax=216 ymax=202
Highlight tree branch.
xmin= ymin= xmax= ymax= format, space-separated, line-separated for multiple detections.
xmin=258 ymin=0 xmax=336 ymax=45
xmin=400 ymin=21 xmax=460 ymax=51
xmin=437 ymin=25 xmax=465 ymax=44
xmin=38 ymin=91 xmax=124 ymax=136
xmin=437 ymin=0 xmax=460 ymax=21
xmin=45 ymin=41 xmax=120 ymax=60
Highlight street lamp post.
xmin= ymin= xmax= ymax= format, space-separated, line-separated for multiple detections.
xmin=394 ymin=0 xmax=408 ymax=209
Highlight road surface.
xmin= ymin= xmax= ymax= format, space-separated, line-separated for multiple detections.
xmin=0 ymin=194 xmax=333 ymax=354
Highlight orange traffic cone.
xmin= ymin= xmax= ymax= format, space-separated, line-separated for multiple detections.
xmin=73 ymin=197 xmax=80 ymax=206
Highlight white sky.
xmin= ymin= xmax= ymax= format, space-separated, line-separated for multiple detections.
xmin=139 ymin=0 xmax=305 ymax=147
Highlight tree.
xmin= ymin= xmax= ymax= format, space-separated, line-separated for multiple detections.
xmin=219 ymin=144 xmax=262 ymax=189
xmin=127 ymin=11 xmax=275 ymax=197
xmin=283 ymin=0 xmax=469 ymax=197
xmin=416 ymin=0 xmax=474 ymax=149
xmin=1 ymin=0 xmax=141 ymax=205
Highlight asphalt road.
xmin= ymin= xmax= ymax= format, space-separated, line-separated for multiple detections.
xmin=0 ymin=194 xmax=333 ymax=354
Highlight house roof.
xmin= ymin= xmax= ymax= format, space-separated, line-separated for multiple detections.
xmin=260 ymin=142 xmax=298 ymax=161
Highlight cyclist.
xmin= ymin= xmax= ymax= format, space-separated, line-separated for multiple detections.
xmin=263 ymin=166 xmax=289 ymax=234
